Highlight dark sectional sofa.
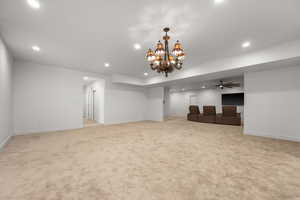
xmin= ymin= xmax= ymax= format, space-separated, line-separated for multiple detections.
xmin=187 ymin=105 xmax=241 ymax=126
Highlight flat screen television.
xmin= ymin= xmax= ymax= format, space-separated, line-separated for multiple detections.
xmin=222 ymin=93 xmax=244 ymax=106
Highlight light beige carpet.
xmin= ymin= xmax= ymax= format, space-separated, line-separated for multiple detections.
xmin=83 ymin=119 xmax=99 ymax=127
xmin=84 ymin=119 xmax=97 ymax=125
xmin=0 ymin=118 xmax=300 ymax=200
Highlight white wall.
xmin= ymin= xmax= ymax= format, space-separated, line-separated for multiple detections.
xmin=12 ymin=61 xmax=165 ymax=131
xmin=163 ymin=88 xmax=170 ymax=117
xmin=0 ymin=36 xmax=13 ymax=148
xmin=13 ymin=61 xmax=85 ymax=134
xmin=104 ymin=82 xmax=166 ymax=124
xmin=146 ymin=87 xmax=164 ymax=121
xmin=12 ymin=60 xmax=168 ymax=133
xmin=104 ymin=81 xmax=148 ymax=124
xmin=244 ymin=66 xmax=300 ymax=141
xmin=167 ymin=88 xmax=244 ymax=118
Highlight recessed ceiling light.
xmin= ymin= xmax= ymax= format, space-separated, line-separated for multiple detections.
xmin=182 ymin=88 xmax=185 ymax=91
xmin=242 ymin=41 xmax=251 ymax=48
xmin=134 ymin=43 xmax=142 ymax=50
xmin=214 ymin=0 xmax=224 ymax=4
xmin=32 ymin=45 xmax=40 ymax=52
xmin=202 ymin=86 xmax=206 ymax=89
xmin=27 ymin=0 xmax=40 ymax=9
xmin=144 ymin=72 xmax=148 ymax=76
xmin=83 ymin=76 xmax=89 ymax=81
xmin=104 ymin=62 xmax=110 ymax=68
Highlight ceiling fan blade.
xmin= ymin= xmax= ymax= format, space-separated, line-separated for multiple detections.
xmin=226 ymin=84 xmax=240 ymax=87
xmin=223 ymin=83 xmax=240 ymax=87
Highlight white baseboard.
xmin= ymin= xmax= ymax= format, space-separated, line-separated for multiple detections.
xmin=14 ymin=125 xmax=84 ymax=136
xmin=104 ymin=119 xmax=146 ymax=125
xmin=0 ymin=135 xmax=11 ymax=150
xmin=244 ymin=130 xmax=300 ymax=142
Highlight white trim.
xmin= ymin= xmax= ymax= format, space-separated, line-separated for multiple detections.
xmin=0 ymin=135 xmax=11 ymax=150
xmin=14 ymin=125 xmax=84 ymax=136
xmin=244 ymin=130 xmax=300 ymax=142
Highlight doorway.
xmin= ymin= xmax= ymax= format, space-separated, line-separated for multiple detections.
xmin=84 ymin=86 xmax=97 ymax=126
xmin=87 ymin=87 xmax=96 ymax=121
xmin=83 ymin=78 xmax=105 ymax=127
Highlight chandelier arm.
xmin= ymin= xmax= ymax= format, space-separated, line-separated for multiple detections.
xmin=175 ymin=65 xmax=182 ymax=70
xmin=150 ymin=63 xmax=157 ymax=70
xmin=174 ymin=65 xmax=180 ymax=70
xmin=177 ymin=63 xmax=183 ymax=70
xmin=173 ymin=59 xmax=182 ymax=70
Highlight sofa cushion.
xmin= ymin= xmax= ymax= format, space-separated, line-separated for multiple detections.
xmin=222 ymin=106 xmax=237 ymax=117
xmin=189 ymin=105 xmax=200 ymax=114
xmin=216 ymin=115 xmax=241 ymax=126
xmin=203 ymin=106 xmax=216 ymax=116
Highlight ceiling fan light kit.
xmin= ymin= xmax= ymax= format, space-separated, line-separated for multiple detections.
xmin=146 ymin=27 xmax=185 ymax=77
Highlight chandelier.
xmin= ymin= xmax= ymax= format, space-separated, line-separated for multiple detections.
xmin=146 ymin=27 xmax=185 ymax=77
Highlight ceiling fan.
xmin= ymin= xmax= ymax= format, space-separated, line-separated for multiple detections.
xmin=216 ymin=80 xmax=240 ymax=89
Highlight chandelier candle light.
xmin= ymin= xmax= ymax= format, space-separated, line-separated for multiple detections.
xmin=146 ymin=27 xmax=185 ymax=77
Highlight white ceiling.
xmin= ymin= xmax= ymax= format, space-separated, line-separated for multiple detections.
xmin=1 ymin=0 xmax=300 ymax=78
